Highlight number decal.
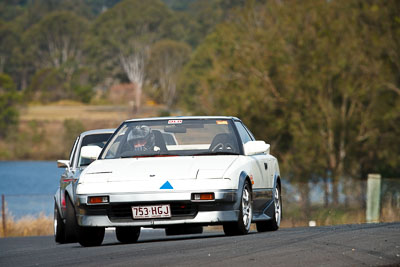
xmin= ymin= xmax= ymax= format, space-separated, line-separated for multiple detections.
xmin=132 ymin=205 xmax=171 ymax=219
xmin=164 ymin=206 xmax=169 ymax=215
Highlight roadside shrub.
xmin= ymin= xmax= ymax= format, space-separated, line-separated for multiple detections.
xmin=0 ymin=212 xmax=52 ymax=238
xmin=0 ymin=73 xmax=19 ymax=139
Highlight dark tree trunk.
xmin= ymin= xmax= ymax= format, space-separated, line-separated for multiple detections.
xmin=332 ymin=178 xmax=339 ymax=206
xmin=299 ymin=181 xmax=311 ymax=220
xmin=323 ymin=177 xmax=330 ymax=207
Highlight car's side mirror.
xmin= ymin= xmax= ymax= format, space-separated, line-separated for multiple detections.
xmin=243 ymin=141 xmax=270 ymax=155
xmin=57 ymin=160 xmax=70 ymax=169
xmin=80 ymin=145 xmax=102 ymax=160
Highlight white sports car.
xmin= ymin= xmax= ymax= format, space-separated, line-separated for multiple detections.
xmin=54 ymin=129 xmax=114 ymax=244
xmin=72 ymin=116 xmax=282 ymax=246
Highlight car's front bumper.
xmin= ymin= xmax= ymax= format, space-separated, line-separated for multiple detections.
xmin=75 ymin=190 xmax=240 ymax=227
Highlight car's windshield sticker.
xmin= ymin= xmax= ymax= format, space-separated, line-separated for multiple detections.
xmin=160 ymin=181 xmax=174 ymax=189
xmin=168 ymin=120 xmax=182 ymax=124
xmin=216 ymin=120 xmax=228 ymax=125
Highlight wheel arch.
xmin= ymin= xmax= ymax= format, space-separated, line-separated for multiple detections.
xmin=238 ymin=171 xmax=253 ymax=192
xmin=64 ymin=183 xmax=75 ymax=205
xmin=237 ymin=171 xmax=253 ymax=208
xmin=54 ymin=188 xmax=62 ymax=214
xmin=273 ymin=174 xmax=282 ymax=219
xmin=274 ymin=175 xmax=281 ymax=191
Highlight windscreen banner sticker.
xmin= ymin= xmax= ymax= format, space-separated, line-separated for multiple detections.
xmin=216 ymin=120 xmax=228 ymax=125
xmin=168 ymin=120 xmax=182 ymax=124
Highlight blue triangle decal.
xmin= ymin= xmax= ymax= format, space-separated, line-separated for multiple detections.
xmin=160 ymin=181 xmax=173 ymax=189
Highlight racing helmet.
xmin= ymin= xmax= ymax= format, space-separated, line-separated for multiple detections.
xmin=127 ymin=125 xmax=155 ymax=151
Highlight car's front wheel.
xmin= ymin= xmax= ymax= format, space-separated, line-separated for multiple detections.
xmin=256 ymin=184 xmax=282 ymax=232
xmin=54 ymin=202 xmax=66 ymax=244
xmin=78 ymin=227 xmax=105 ymax=247
xmin=223 ymin=180 xmax=252 ymax=236
xmin=115 ymin=227 xmax=141 ymax=244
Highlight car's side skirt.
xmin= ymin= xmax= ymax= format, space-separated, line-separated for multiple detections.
xmin=252 ymin=188 xmax=274 ymax=221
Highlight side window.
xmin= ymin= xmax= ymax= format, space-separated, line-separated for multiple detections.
xmin=69 ymin=136 xmax=79 ymax=169
xmin=234 ymin=121 xmax=252 ymax=144
xmin=243 ymin=124 xmax=255 ymax=141
xmin=78 ymin=133 xmax=112 ymax=167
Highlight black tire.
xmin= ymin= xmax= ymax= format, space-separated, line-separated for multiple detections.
xmin=54 ymin=202 xmax=66 ymax=244
xmin=115 ymin=227 xmax=141 ymax=244
xmin=165 ymin=226 xmax=203 ymax=236
xmin=256 ymin=184 xmax=282 ymax=232
xmin=223 ymin=180 xmax=252 ymax=236
xmin=65 ymin=196 xmax=78 ymax=243
xmin=78 ymin=226 xmax=105 ymax=247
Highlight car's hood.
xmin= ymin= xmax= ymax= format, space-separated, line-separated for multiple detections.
xmin=80 ymin=156 xmax=238 ymax=183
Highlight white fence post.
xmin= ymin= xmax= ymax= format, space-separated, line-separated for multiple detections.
xmin=366 ymin=174 xmax=381 ymax=223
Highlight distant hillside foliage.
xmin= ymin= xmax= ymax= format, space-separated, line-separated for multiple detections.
xmin=0 ymin=0 xmax=398 ymax=198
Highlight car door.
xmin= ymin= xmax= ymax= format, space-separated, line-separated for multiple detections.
xmin=235 ymin=121 xmax=272 ymax=188
xmin=244 ymin=122 xmax=275 ymax=188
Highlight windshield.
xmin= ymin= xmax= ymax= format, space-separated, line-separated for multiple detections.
xmin=101 ymin=119 xmax=241 ymax=159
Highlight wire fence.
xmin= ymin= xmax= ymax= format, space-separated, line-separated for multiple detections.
xmin=1 ymin=194 xmax=54 ymax=219
xmin=281 ymin=177 xmax=400 ymax=227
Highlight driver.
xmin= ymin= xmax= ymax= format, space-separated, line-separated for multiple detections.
xmin=127 ymin=125 xmax=159 ymax=152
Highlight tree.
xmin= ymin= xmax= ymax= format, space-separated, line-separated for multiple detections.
xmin=0 ymin=0 xmax=25 ymax=22
xmin=354 ymin=0 xmax=400 ymax=179
xmin=283 ymin=0 xmax=390 ymax=206
xmin=22 ymin=11 xmax=89 ymax=102
xmin=119 ymin=41 xmax=149 ymax=112
xmin=162 ymin=0 xmax=196 ymax=11
xmin=26 ymin=67 xmax=66 ymax=103
xmin=0 ymin=20 xmax=19 ymax=74
xmin=0 ymin=73 xmax=19 ymax=139
xmin=184 ymin=0 xmax=249 ymax=46
xmin=178 ymin=1 xmax=291 ymax=142
xmin=178 ymin=0 xmax=400 ymax=210
xmin=24 ymin=11 xmax=88 ymax=78
xmin=147 ymin=40 xmax=191 ymax=107
xmin=88 ymin=0 xmax=174 ymax=112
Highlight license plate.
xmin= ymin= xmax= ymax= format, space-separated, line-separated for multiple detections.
xmin=132 ymin=204 xmax=171 ymax=219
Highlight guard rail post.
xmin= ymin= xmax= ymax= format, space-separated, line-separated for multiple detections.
xmin=2 ymin=194 xmax=6 ymax=237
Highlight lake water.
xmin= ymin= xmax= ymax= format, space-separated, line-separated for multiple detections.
xmin=0 ymin=161 xmax=63 ymax=219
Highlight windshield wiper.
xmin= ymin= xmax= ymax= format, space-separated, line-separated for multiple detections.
xmin=120 ymin=151 xmax=177 ymax=158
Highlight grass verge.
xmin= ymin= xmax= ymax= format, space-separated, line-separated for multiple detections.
xmin=0 ymin=213 xmax=53 ymax=238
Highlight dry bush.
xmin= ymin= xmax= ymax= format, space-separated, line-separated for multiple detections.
xmin=381 ymin=204 xmax=400 ymax=222
xmin=0 ymin=213 xmax=53 ymax=238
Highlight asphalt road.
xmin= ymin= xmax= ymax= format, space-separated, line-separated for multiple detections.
xmin=1 ymin=223 xmax=399 ymax=266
